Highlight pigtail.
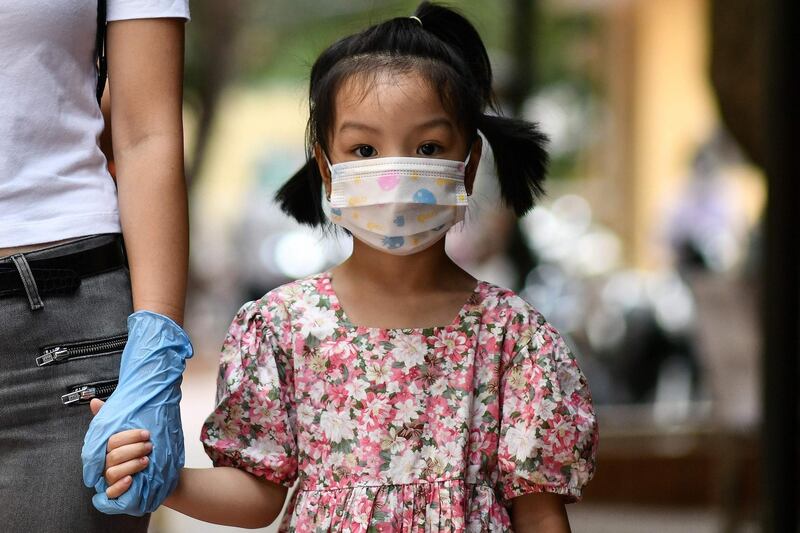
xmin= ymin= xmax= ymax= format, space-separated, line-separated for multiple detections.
xmin=413 ymin=2 xmax=549 ymax=216
xmin=478 ymin=114 xmax=549 ymax=216
xmin=274 ymin=158 xmax=326 ymax=226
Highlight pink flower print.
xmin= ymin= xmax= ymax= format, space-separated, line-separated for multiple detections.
xmin=345 ymin=377 xmax=370 ymax=403
xmin=438 ymin=438 xmax=464 ymax=470
xmin=394 ymin=397 xmax=421 ymax=425
xmin=363 ymin=393 xmax=391 ymax=422
xmin=534 ymin=397 xmax=559 ymax=421
xmin=298 ymin=305 xmax=338 ymax=340
xmin=387 ymin=448 xmax=424 ymax=483
xmin=391 ymin=335 xmax=427 ymax=368
xmin=365 ymin=359 xmax=392 ymax=384
xmin=381 ymin=427 xmax=408 ymax=454
xmin=201 ymin=273 xmax=598 ymax=530
xmin=503 ymin=424 xmax=539 ymax=462
xmin=319 ymin=405 xmax=356 ymax=443
xmin=320 ymin=338 xmax=359 ymax=361
xmin=378 ymin=171 xmax=400 ymax=191
xmin=427 ymin=395 xmax=449 ymax=417
xmin=240 ymin=327 xmax=260 ymax=356
xmin=328 ymin=384 xmax=350 ymax=406
xmin=478 ymin=329 xmax=499 ymax=353
xmin=297 ymin=404 xmax=316 ymax=427
xmin=432 ymin=330 xmax=469 ymax=359
xmin=327 ymin=366 xmax=344 ymax=383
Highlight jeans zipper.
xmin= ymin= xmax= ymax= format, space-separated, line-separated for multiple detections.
xmin=36 ymin=334 xmax=128 ymax=367
xmin=61 ymin=379 xmax=119 ymax=406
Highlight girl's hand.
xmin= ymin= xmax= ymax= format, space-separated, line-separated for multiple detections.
xmin=88 ymin=399 xmax=153 ymax=499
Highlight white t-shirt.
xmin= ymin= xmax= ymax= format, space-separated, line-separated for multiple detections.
xmin=0 ymin=0 xmax=190 ymax=247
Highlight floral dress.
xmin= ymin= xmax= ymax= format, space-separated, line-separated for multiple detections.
xmin=201 ymin=273 xmax=598 ymax=532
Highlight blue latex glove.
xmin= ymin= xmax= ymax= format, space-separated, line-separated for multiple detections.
xmin=82 ymin=310 xmax=193 ymax=515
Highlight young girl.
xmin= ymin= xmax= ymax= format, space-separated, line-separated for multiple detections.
xmin=93 ymin=3 xmax=598 ymax=530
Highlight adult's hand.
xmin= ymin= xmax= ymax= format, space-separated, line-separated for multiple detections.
xmin=82 ymin=310 xmax=193 ymax=516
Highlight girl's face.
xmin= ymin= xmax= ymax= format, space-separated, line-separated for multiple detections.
xmin=315 ymin=69 xmax=481 ymax=195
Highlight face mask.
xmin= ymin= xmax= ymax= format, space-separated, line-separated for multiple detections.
xmin=327 ymin=155 xmax=471 ymax=255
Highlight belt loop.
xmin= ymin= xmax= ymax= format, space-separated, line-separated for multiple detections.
xmin=10 ymin=253 xmax=44 ymax=311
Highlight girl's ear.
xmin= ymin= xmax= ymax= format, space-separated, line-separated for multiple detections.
xmin=313 ymin=143 xmax=332 ymax=199
xmin=465 ymin=136 xmax=483 ymax=195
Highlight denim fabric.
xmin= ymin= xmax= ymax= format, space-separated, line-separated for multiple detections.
xmin=0 ymin=234 xmax=149 ymax=532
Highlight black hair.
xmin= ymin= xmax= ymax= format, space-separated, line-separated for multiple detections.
xmin=276 ymin=1 xmax=548 ymax=226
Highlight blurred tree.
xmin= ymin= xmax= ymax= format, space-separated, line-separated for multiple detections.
xmin=711 ymin=1 xmax=799 ymax=531
xmin=183 ymin=1 xmax=414 ymax=185
xmin=184 ymin=0 xmax=247 ymax=186
xmin=505 ymin=0 xmax=539 ymax=291
xmin=710 ymin=0 xmax=765 ymax=167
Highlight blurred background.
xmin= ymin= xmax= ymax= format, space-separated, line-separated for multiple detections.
xmin=137 ymin=0 xmax=796 ymax=531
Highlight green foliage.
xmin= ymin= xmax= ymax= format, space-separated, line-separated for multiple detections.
xmin=184 ymin=1 xmax=602 ymax=178
xmin=187 ymin=1 xmax=523 ymax=85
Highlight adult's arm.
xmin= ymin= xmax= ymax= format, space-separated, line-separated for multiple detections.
xmin=106 ymin=18 xmax=188 ymax=324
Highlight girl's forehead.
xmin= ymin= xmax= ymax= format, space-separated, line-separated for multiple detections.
xmin=334 ymin=70 xmax=450 ymax=124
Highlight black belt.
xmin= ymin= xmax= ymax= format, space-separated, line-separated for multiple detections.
xmin=0 ymin=240 xmax=127 ymax=298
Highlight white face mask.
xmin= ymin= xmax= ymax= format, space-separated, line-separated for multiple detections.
xmin=327 ymin=155 xmax=471 ymax=255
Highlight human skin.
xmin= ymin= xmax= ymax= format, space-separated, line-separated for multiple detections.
xmin=94 ymin=69 xmax=570 ymax=532
xmin=107 ymin=18 xmax=189 ymax=324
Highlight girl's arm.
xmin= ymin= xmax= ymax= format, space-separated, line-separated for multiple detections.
xmin=107 ymin=18 xmax=189 ymax=323
xmin=92 ymin=401 xmax=288 ymax=528
xmin=165 ymin=467 xmax=288 ymax=528
xmin=511 ymin=493 xmax=572 ymax=533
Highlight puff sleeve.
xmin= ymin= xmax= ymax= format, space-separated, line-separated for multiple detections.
xmin=200 ymin=296 xmax=298 ymax=487
xmin=497 ymin=318 xmax=598 ymax=502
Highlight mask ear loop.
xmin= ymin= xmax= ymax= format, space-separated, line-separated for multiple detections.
xmin=463 ymin=133 xmax=482 ymax=169
xmin=322 ymin=152 xmax=334 ymax=202
xmin=463 ymin=143 xmax=477 ymax=196
xmin=462 ymin=145 xmax=478 ymax=230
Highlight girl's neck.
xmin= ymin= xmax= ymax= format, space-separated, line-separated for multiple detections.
xmin=333 ymin=239 xmax=473 ymax=294
xmin=329 ymin=238 xmax=478 ymax=330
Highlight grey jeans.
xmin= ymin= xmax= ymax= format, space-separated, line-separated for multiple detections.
xmin=0 ymin=234 xmax=149 ymax=532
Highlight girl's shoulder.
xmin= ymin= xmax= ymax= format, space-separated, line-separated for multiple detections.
xmin=250 ymin=272 xmax=334 ymax=315
xmin=470 ymin=280 xmax=548 ymax=332
xmin=473 ymin=282 xmax=576 ymax=370
xmin=224 ymin=274 xmax=331 ymax=346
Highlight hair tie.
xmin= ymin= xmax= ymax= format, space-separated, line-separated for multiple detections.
xmin=409 ymin=15 xmax=423 ymax=27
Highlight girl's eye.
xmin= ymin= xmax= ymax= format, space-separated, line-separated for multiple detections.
xmin=417 ymin=143 xmax=441 ymax=156
xmin=355 ymin=145 xmax=377 ymax=157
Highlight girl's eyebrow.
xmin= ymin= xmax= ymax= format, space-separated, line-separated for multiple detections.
xmin=414 ymin=117 xmax=454 ymax=131
xmin=338 ymin=121 xmax=381 ymax=134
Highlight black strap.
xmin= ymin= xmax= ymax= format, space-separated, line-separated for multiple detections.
xmin=95 ymin=0 xmax=107 ymax=104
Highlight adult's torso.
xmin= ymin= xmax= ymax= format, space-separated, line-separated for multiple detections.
xmin=0 ymin=0 xmax=120 ymax=248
